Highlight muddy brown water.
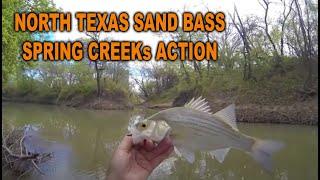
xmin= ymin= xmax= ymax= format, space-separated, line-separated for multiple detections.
xmin=2 ymin=102 xmax=318 ymax=180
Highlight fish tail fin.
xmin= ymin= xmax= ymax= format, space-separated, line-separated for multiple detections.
xmin=250 ymin=138 xmax=284 ymax=172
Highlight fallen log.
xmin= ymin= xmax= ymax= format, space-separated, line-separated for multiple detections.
xmin=2 ymin=127 xmax=53 ymax=177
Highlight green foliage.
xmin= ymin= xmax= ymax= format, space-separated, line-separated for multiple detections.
xmin=2 ymin=0 xmax=318 ymax=108
xmin=2 ymin=0 xmax=57 ymax=83
xmin=144 ymin=57 xmax=315 ymax=106
xmin=103 ymin=78 xmax=130 ymax=100
xmin=3 ymin=60 xmax=131 ymax=104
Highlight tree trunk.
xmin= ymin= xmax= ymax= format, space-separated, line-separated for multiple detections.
xmin=294 ymin=0 xmax=313 ymax=90
xmin=180 ymin=61 xmax=190 ymax=82
xmin=94 ymin=61 xmax=101 ymax=97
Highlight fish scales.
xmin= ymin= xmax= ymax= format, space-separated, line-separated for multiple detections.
xmin=130 ymin=97 xmax=284 ymax=172
xmin=165 ymin=107 xmax=244 ymax=142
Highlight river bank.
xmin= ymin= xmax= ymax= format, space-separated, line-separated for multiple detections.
xmin=2 ymin=95 xmax=133 ymax=110
xmin=142 ymin=100 xmax=318 ymax=125
xmin=3 ymin=94 xmax=318 ymax=125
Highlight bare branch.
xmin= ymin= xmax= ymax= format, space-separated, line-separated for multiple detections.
xmin=260 ymin=0 xmax=280 ymax=55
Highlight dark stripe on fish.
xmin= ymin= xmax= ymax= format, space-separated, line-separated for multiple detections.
xmin=170 ymin=121 xmax=219 ymax=137
xmin=169 ymin=118 xmax=241 ymax=142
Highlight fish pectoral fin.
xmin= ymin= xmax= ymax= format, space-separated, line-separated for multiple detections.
xmin=174 ymin=146 xmax=181 ymax=156
xmin=209 ymin=148 xmax=230 ymax=163
xmin=174 ymin=146 xmax=195 ymax=163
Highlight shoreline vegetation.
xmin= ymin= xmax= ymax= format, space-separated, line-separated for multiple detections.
xmin=2 ymin=0 xmax=318 ymax=126
xmin=2 ymin=94 xmax=318 ymax=125
xmin=3 ymin=60 xmax=318 ymax=126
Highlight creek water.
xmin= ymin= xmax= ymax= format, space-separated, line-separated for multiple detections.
xmin=2 ymin=102 xmax=318 ymax=180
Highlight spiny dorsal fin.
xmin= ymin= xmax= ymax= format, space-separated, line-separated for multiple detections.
xmin=184 ymin=96 xmax=212 ymax=114
xmin=213 ymin=104 xmax=238 ymax=131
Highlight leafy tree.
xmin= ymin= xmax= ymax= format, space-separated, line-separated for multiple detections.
xmin=2 ymin=0 xmax=57 ymax=83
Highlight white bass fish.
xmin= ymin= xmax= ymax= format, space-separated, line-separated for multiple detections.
xmin=130 ymin=97 xmax=284 ymax=172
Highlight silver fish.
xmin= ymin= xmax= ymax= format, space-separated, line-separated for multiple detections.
xmin=131 ymin=97 xmax=284 ymax=172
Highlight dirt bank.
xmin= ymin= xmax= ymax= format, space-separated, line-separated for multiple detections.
xmin=2 ymin=95 xmax=133 ymax=110
xmin=142 ymin=96 xmax=318 ymax=125
xmin=3 ymin=94 xmax=317 ymax=125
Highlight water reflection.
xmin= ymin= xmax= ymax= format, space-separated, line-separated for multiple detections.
xmin=2 ymin=102 xmax=318 ymax=180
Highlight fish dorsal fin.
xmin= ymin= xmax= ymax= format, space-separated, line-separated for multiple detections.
xmin=174 ymin=146 xmax=195 ymax=163
xmin=184 ymin=96 xmax=212 ymax=114
xmin=209 ymin=148 xmax=230 ymax=163
xmin=213 ymin=104 xmax=238 ymax=131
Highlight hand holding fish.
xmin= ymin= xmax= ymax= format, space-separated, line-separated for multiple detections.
xmin=107 ymin=135 xmax=174 ymax=180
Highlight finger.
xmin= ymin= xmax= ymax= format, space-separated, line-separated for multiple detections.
xmin=135 ymin=140 xmax=147 ymax=151
xmin=147 ymin=137 xmax=173 ymax=159
xmin=117 ymin=135 xmax=134 ymax=153
xmin=137 ymin=137 xmax=171 ymax=160
xmin=135 ymin=151 xmax=154 ymax=172
xmin=135 ymin=139 xmax=156 ymax=159
xmin=143 ymin=139 xmax=156 ymax=151
xmin=156 ymin=137 xmax=172 ymax=149
xmin=150 ymin=145 xmax=174 ymax=168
